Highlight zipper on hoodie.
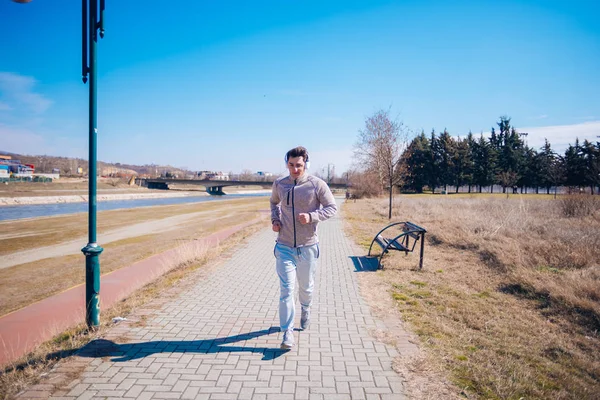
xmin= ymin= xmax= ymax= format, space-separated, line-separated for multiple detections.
xmin=292 ymin=179 xmax=297 ymax=247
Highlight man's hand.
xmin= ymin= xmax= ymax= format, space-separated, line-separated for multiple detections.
xmin=297 ymin=213 xmax=311 ymax=225
xmin=272 ymin=221 xmax=281 ymax=232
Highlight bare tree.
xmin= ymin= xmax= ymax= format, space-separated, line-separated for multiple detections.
xmin=497 ymin=170 xmax=518 ymax=198
xmin=347 ymin=167 xmax=383 ymax=199
xmin=239 ymin=169 xmax=256 ymax=181
xmin=355 ymin=109 xmax=409 ymax=219
xmin=327 ymin=164 xmax=336 ymax=183
xmin=69 ymin=158 xmax=78 ymax=175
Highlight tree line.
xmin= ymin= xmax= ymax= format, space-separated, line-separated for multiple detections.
xmin=402 ymin=116 xmax=600 ymax=195
xmin=352 ymin=110 xmax=600 ymax=218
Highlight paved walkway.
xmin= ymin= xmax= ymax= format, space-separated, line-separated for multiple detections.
xmin=21 ymin=204 xmax=412 ymax=399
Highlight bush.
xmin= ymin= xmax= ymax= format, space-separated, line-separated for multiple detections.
xmin=348 ymin=169 xmax=383 ymax=199
xmin=560 ymin=194 xmax=599 ymax=217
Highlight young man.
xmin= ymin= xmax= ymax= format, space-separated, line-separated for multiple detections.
xmin=270 ymin=146 xmax=338 ymax=350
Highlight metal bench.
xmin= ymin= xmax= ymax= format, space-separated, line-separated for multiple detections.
xmin=367 ymin=221 xmax=427 ymax=269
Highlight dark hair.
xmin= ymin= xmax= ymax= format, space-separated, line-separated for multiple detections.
xmin=285 ymin=146 xmax=309 ymax=162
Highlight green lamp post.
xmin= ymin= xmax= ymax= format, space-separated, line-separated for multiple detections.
xmin=11 ymin=0 xmax=106 ymax=329
xmin=80 ymin=0 xmax=106 ymax=329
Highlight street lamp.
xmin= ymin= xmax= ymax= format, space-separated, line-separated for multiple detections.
xmin=80 ymin=0 xmax=106 ymax=330
xmin=13 ymin=0 xmax=105 ymax=329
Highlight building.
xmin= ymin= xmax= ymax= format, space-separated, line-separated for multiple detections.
xmin=207 ymin=171 xmax=229 ymax=181
xmin=197 ymin=171 xmax=230 ymax=181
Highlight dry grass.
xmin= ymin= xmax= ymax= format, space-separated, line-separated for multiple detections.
xmin=0 ymin=220 xmax=266 ymax=400
xmin=0 ymin=198 xmax=259 ymax=256
xmin=344 ymin=194 xmax=600 ymax=400
xmin=0 ymin=179 xmax=146 ymax=197
xmin=0 ymin=197 xmax=267 ymax=316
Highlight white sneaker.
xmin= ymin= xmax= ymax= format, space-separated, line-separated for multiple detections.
xmin=301 ymin=309 xmax=311 ymax=330
xmin=280 ymin=329 xmax=295 ymax=350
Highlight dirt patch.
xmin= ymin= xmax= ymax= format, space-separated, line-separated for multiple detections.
xmin=356 ymin=270 xmax=461 ymax=399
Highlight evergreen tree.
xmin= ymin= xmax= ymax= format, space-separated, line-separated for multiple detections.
xmin=428 ymin=130 xmax=441 ymax=193
xmin=466 ymin=131 xmax=477 ymax=192
xmin=494 ymin=117 xmax=525 ymax=192
xmin=438 ymin=129 xmax=456 ymax=192
xmin=402 ymin=131 xmax=430 ymax=193
xmin=519 ymin=146 xmax=538 ymax=193
xmin=548 ymin=155 xmax=566 ymax=198
xmin=488 ymin=127 xmax=500 ymax=192
xmin=581 ymin=139 xmax=600 ymax=194
xmin=563 ymin=139 xmax=586 ymax=190
xmin=473 ymin=134 xmax=495 ymax=192
xmin=393 ymin=115 xmax=596 ymax=196
xmin=452 ymin=137 xmax=471 ymax=193
xmin=537 ymin=139 xmax=557 ymax=194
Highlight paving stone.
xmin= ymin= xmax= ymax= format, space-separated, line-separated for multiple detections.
xmin=28 ymin=200 xmax=409 ymax=399
xmin=123 ymin=385 xmax=144 ymax=398
xmin=17 ymin=391 xmax=53 ymax=399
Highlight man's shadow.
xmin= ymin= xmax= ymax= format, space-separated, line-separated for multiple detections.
xmin=77 ymin=326 xmax=290 ymax=362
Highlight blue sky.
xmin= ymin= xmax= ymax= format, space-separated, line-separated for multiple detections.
xmin=1 ymin=0 xmax=599 ymax=176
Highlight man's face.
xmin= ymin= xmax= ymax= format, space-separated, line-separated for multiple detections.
xmin=287 ymin=156 xmax=306 ymax=180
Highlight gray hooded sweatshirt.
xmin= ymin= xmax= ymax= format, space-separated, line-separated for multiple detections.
xmin=270 ymin=173 xmax=338 ymax=248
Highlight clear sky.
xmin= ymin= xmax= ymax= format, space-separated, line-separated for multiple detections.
xmin=1 ymin=0 xmax=599 ymax=176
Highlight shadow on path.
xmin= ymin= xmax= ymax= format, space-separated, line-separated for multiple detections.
xmin=77 ymin=327 xmax=289 ymax=362
xmin=349 ymin=256 xmax=380 ymax=272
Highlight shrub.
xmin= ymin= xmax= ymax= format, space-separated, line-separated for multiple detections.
xmin=559 ymin=194 xmax=599 ymax=217
xmin=348 ymin=169 xmax=383 ymax=199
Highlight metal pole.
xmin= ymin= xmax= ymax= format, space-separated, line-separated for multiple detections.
xmin=81 ymin=0 xmax=104 ymax=330
xmin=419 ymin=233 xmax=425 ymax=270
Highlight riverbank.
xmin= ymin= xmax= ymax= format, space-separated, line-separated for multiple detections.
xmin=0 ymin=191 xmax=208 ymax=206
xmin=0 ymin=188 xmax=272 ymax=206
xmin=0 ymin=197 xmax=270 ymax=316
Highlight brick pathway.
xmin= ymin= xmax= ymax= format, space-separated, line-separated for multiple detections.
xmin=26 ymin=203 xmax=409 ymax=399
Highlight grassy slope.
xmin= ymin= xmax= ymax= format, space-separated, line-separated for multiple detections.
xmin=0 ymin=197 xmax=268 ymax=316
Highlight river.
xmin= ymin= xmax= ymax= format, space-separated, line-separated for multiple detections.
xmin=0 ymin=193 xmax=269 ymax=222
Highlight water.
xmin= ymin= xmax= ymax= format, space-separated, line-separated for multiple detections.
xmin=0 ymin=193 xmax=269 ymax=222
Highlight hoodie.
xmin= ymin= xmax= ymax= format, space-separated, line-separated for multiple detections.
xmin=270 ymin=173 xmax=338 ymax=248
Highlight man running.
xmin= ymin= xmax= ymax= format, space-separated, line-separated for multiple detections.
xmin=270 ymin=146 xmax=338 ymax=350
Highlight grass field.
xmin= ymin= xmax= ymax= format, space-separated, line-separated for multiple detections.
xmin=343 ymin=194 xmax=600 ymax=400
xmin=0 ymin=197 xmax=268 ymax=316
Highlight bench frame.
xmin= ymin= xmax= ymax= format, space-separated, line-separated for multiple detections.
xmin=367 ymin=221 xmax=427 ymax=270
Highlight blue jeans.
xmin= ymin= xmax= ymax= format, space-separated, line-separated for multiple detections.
xmin=274 ymin=242 xmax=319 ymax=331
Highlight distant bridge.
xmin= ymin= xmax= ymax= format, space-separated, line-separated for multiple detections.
xmin=140 ymin=178 xmax=347 ymax=195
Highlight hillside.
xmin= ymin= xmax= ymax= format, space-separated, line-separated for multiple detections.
xmin=0 ymin=151 xmax=192 ymax=177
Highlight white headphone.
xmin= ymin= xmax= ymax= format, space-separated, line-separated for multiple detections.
xmin=284 ymin=152 xmax=310 ymax=170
